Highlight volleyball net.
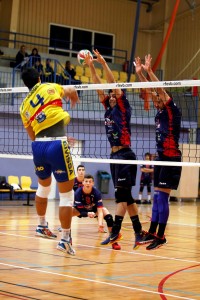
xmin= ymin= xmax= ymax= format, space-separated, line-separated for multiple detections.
xmin=0 ymin=79 xmax=200 ymax=168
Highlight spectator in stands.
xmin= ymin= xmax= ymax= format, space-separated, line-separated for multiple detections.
xmin=34 ymin=60 xmax=45 ymax=82
xmin=29 ymin=48 xmax=41 ymax=66
xmin=44 ymin=58 xmax=55 ymax=82
xmin=64 ymin=61 xmax=76 ymax=80
xmin=15 ymin=45 xmax=29 ymax=69
xmin=61 ymin=60 xmax=81 ymax=85
xmin=20 ymin=67 xmax=79 ymax=255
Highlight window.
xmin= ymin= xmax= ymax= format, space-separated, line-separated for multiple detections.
xmin=49 ymin=24 xmax=114 ymax=62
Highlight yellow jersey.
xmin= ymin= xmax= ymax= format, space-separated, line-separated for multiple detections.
xmin=20 ymin=82 xmax=70 ymax=135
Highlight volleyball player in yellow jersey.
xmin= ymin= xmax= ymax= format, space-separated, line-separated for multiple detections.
xmin=20 ymin=68 xmax=79 ymax=255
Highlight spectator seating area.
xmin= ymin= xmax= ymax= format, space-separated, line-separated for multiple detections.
xmin=0 ymin=46 xmax=136 ymax=87
xmin=0 ymin=175 xmax=36 ymax=206
xmin=32 ymin=59 xmax=136 ymax=84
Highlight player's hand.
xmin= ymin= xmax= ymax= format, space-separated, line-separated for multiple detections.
xmin=84 ymin=52 xmax=93 ymax=66
xmin=134 ymin=57 xmax=142 ymax=74
xmin=67 ymin=136 xmax=76 ymax=147
xmin=93 ymin=49 xmax=106 ymax=65
xmin=142 ymin=54 xmax=152 ymax=73
xmin=65 ymin=87 xmax=80 ymax=108
xmin=98 ymin=225 xmax=107 ymax=233
xmin=88 ymin=212 xmax=96 ymax=218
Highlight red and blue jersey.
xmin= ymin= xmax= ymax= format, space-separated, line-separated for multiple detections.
xmin=74 ymin=187 xmax=103 ymax=211
xmin=155 ymin=98 xmax=181 ymax=157
xmin=140 ymin=164 xmax=154 ymax=181
xmin=73 ymin=177 xmax=83 ymax=192
xmin=102 ymin=93 xmax=131 ymax=147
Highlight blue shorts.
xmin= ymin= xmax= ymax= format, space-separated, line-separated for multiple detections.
xmin=32 ymin=139 xmax=75 ymax=182
xmin=154 ymin=155 xmax=182 ymax=190
xmin=110 ymin=148 xmax=137 ymax=188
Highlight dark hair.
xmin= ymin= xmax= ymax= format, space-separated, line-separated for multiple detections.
xmin=77 ymin=164 xmax=85 ymax=171
xmin=32 ymin=47 xmax=38 ymax=54
xmin=165 ymin=90 xmax=173 ymax=99
xmin=84 ymin=174 xmax=94 ymax=180
xmin=21 ymin=68 xmax=40 ymax=89
xmin=144 ymin=152 xmax=151 ymax=159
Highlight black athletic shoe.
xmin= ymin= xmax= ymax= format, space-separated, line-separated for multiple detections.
xmin=146 ymin=236 xmax=167 ymax=250
xmin=137 ymin=232 xmax=155 ymax=245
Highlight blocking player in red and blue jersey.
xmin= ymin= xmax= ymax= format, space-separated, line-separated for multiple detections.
xmin=85 ymin=49 xmax=145 ymax=249
xmin=73 ymin=174 xmax=121 ymax=250
xmin=135 ymin=54 xmax=182 ymax=250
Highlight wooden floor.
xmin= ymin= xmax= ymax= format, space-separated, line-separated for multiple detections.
xmin=0 ymin=198 xmax=200 ymax=300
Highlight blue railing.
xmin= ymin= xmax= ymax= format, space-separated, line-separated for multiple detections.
xmin=0 ymin=30 xmax=128 ymax=63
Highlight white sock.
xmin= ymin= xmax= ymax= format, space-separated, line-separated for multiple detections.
xmin=38 ymin=216 xmax=47 ymax=226
xmin=148 ymin=195 xmax=151 ymax=201
xmin=62 ymin=228 xmax=70 ymax=241
xmin=138 ymin=194 xmax=142 ymax=200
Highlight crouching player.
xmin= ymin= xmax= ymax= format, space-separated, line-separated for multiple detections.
xmin=73 ymin=174 xmax=121 ymax=250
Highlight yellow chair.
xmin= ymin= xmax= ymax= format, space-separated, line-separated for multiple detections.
xmin=112 ymin=70 xmax=119 ymax=81
xmin=74 ymin=75 xmax=80 ymax=81
xmin=20 ymin=176 xmax=34 ymax=190
xmin=119 ymin=71 xmax=127 ymax=82
xmin=96 ymin=68 xmax=102 ymax=78
xmin=20 ymin=176 xmax=36 ymax=206
xmin=102 ymin=69 xmax=119 ymax=81
xmin=80 ymin=75 xmax=90 ymax=83
xmin=75 ymin=65 xmax=84 ymax=77
xmin=130 ymin=73 xmax=136 ymax=82
xmin=84 ymin=66 xmax=91 ymax=76
xmin=8 ymin=175 xmax=20 ymax=187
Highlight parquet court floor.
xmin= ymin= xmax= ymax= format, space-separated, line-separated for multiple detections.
xmin=0 ymin=199 xmax=200 ymax=300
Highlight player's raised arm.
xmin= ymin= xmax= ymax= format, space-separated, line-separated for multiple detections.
xmin=93 ymin=49 xmax=121 ymax=99
xmin=142 ymin=54 xmax=170 ymax=104
xmin=84 ymin=51 xmax=105 ymax=103
xmin=63 ymin=86 xmax=80 ymax=108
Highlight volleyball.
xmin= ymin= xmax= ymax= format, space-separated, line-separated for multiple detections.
xmin=77 ymin=49 xmax=93 ymax=65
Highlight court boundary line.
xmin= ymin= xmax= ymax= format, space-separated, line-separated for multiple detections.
xmin=0 ymin=261 xmax=196 ymax=300
xmin=0 ymin=231 xmax=200 ymax=265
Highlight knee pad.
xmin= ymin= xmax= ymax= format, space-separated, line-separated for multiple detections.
xmin=115 ymin=188 xmax=134 ymax=205
xmin=36 ymin=183 xmax=51 ymax=198
xmin=147 ymin=186 xmax=151 ymax=193
xmin=104 ymin=214 xmax=113 ymax=228
xmin=59 ymin=190 xmax=74 ymax=207
xmin=139 ymin=186 xmax=144 ymax=193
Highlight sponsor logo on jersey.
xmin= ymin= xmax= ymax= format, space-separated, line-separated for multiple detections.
xmin=47 ymin=88 xmax=55 ymax=95
xmin=35 ymin=166 xmax=44 ymax=171
xmin=55 ymin=169 xmax=66 ymax=174
xmin=62 ymin=141 xmax=75 ymax=180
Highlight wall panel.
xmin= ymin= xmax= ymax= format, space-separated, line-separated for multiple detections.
xmin=1 ymin=0 xmax=200 ymax=78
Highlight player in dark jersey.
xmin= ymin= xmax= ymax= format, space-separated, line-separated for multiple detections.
xmin=138 ymin=152 xmax=154 ymax=204
xmin=73 ymin=174 xmax=121 ymax=250
xmin=73 ymin=164 xmax=85 ymax=192
xmin=135 ymin=54 xmax=182 ymax=250
xmin=85 ymin=49 xmax=145 ymax=249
